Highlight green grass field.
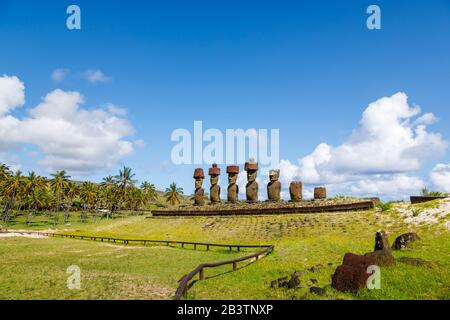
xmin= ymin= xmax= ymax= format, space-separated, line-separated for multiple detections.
xmin=1 ymin=208 xmax=449 ymax=300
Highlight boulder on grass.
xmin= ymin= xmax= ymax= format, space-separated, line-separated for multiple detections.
xmin=392 ymin=233 xmax=421 ymax=250
xmin=310 ymin=287 xmax=326 ymax=296
xmin=374 ymin=230 xmax=391 ymax=251
xmin=332 ymin=231 xmax=397 ymax=293
xmin=331 ymin=253 xmax=375 ymax=292
xmin=287 ymin=271 xmax=301 ymax=288
xmin=369 ymin=230 xmax=395 ymax=266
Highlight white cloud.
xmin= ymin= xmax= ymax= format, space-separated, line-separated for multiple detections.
xmin=279 ymin=92 xmax=447 ymax=197
xmin=51 ymin=68 xmax=70 ymax=82
xmin=413 ymin=112 xmax=437 ymax=126
xmin=0 ymin=75 xmax=25 ymax=115
xmin=330 ymin=175 xmax=425 ymax=198
xmin=430 ymin=163 xmax=450 ymax=193
xmin=134 ymin=139 xmax=146 ymax=148
xmin=0 ymin=75 xmax=138 ymax=175
xmin=105 ymin=103 xmax=127 ymax=116
xmin=83 ymin=69 xmax=111 ymax=83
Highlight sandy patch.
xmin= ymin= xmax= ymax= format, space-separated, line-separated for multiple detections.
xmin=394 ymin=198 xmax=450 ymax=229
xmin=0 ymin=231 xmax=48 ymax=239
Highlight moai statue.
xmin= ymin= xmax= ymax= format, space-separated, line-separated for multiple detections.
xmin=289 ymin=181 xmax=302 ymax=202
xmin=245 ymin=159 xmax=258 ymax=203
xmin=226 ymin=165 xmax=239 ymax=203
xmin=209 ymin=164 xmax=221 ymax=204
xmin=267 ymin=169 xmax=281 ymax=201
xmin=314 ymin=187 xmax=327 ymax=200
xmin=193 ymin=168 xmax=205 ymax=206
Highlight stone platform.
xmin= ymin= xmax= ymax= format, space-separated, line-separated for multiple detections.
xmin=151 ymin=198 xmax=378 ymax=217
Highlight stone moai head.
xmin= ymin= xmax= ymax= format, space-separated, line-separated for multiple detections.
xmin=226 ymin=165 xmax=239 ymax=202
xmin=209 ymin=163 xmax=220 ymax=185
xmin=208 ymin=164 xmax=221 ymax=204
xmin=314 ymin=187 xmax=327 ymax=200
xmin=193 ymin=168 xmax=205 ymax=189
xmin=245 ymin=159 xmax=259 ymax=202
xmin=227 ymin=165 xmax=239 ymax=185
xmin=245 ymin=159 xmax=258 ymax=182
xmin=269 ymin=169 xmax=280 ymax=182
xmin=267 ymin=169 xmax=281 ymax=202
xmin=193 ymin=168 xmax=205 ymax=206
xmin=289 ymin=181 xmax=303 ymax=202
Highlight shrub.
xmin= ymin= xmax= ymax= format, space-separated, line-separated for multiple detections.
xmin=377 ymin=202 xmax=393 ymax=212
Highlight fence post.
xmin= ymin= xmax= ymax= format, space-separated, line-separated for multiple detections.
xmin=194 ymin=244 xmax=197 ymax=250
xmin=199 ymin=268 xmax=204 ymax=280
xmin=233 ymin=262 xmax=237 ymax=271
xmin=206 ymin=244 xmax=209 ymax=251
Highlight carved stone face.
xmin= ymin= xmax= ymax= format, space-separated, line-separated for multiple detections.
xmin=228 ymin=173 xmax=237 ymax=184
xmin=195 ymin=178 xmax=203 ymax=189
xmin=247 ymin=170 xmax=257 ymax=182
xmin=210 ymin=175 xmax=219 ymax=186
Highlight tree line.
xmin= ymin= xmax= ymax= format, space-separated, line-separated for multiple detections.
xmin=0 ymin=163 xmax=184 ymax=226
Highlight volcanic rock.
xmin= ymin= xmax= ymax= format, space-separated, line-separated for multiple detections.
xmin=392 ymin=233 xmax=421 ymax=250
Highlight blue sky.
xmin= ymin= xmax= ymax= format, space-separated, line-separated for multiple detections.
xmin=1 ymin=0 xmax=450 ymax=198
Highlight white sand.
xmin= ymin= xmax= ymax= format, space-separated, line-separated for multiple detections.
xmin=0 ymin=232 xmax=48 ymax=238
xmin=394 ymin=198 xmax=450 ymax=229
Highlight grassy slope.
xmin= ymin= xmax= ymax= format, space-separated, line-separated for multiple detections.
xmin=1 ymin=209 xmax=449 ymax=300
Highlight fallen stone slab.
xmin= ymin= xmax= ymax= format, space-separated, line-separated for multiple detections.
xmin=398 ymin=257 xmax=433 ymax=266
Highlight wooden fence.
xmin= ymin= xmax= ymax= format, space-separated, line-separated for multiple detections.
xmin=0 ymin=230 xmax=274 ymax=299
xmin=173 ymin=245 xmax=274 ymax=300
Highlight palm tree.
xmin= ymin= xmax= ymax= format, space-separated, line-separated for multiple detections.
xmin=126 ymin=186 xmax=147 ymax=213
xmin=0 ymin=163 xmax=11 ymax=180
xmin=23 ymin=171 xmax=46 ymax=225
xmin=64 ymin=182 xmax=79 ymax=223
xmin=115 ymin=166 xmax=137 ymax=210
xmin=141 ymin=181 xmax=158 ymax=202
xmin=1 ymin=171 xmax=23 ymax=224
xmin=165 ymin=182 xmax=183 ymax=206
xmin=50 ymin=170 xmax=70 ymax=225
xmin=80 ymin=182 xmax=98 ymax=222
xmin=100 ymin=175 xmax=119 ymax=218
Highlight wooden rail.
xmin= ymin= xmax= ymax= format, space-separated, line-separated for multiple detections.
xmin=0 ymin=230 xmax=269 ymax=251
xmin=0 ymin=230 xmax=274 ymax=299
xmin=173 ymin=245 xmax=274 ymax=300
